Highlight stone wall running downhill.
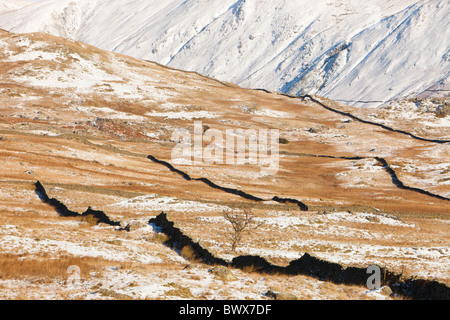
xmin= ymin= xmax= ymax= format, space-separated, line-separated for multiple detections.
xmin=35 ymin=181 xmax=122 ymax=227
xmin=35 ymin=180 xmax=81 ymax=218
xmin=148 ymin=152 xmax=449 ymax=210
xmin=280 ymin=92 xmax=450 ymax=144
xmin=374 ymin=157 xmax=450 ymax=202
xmin=149 ymin=212 xmax=229 ymax=267
xmin=150 ymin=212 xmax=450 ymax=300
xmin=147 ymin=155 xmax=309 ymax=210
xmin=33 ymin=180 xmax=450 ymax=300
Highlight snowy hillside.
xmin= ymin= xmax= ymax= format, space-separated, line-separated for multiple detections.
xmin=0 ymin=0 xmax=31 ymax=13
xmin=0 ymin=0 xmax=449 ymax=107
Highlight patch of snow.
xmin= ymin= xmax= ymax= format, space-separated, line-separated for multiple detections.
xmin=108 ymin=194 xmax=229 ymax=213
xmin=146 ymin=110 xmax=220 ymax=120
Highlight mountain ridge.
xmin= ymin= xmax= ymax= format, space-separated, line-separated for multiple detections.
xmin=0 ymin=0 xmax=448 ymax=106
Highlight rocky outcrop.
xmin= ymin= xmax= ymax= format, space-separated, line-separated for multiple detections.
xmin=265 ymin=289 xmax=298 ymax=300
xmin=209 ymin=266 xmax=238 ymax=281
xmin=435 ymin=104 xmax=450 ymax=118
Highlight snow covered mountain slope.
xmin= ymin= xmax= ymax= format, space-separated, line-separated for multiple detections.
xmin=0 ymin=0 xmax=448 ymax=107
xmin=0 ymin=0 xmax=31 ymax=13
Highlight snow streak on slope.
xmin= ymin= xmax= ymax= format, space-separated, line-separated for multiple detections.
xmin=0 ymin=0 xmax=31 ymax=13
xmin=0 ymin=0 xmax=449 ymax=106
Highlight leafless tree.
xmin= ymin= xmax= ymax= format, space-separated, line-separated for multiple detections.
xmin=222 ymin=208 xmax=263 ymax=252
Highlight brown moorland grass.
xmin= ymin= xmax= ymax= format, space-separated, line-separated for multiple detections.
xmin=0 ymin=253 xmax=104 ymax=282
xmin=0 ymin=30 xmax=448 ymax=300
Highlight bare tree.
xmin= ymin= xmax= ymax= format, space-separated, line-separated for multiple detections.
xmin=222 ymin=209 xmax=263 ymax=252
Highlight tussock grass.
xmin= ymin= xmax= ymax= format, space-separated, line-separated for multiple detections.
xmin=164 ymin=282 xmax=195 ymax=299
xmin=0 ymin=254 xmax=101 ymax=281
xmin=80 ymin=214 xmax=100 ymax=226
xmin=180 ymin=245 xmax=200 ymax=262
